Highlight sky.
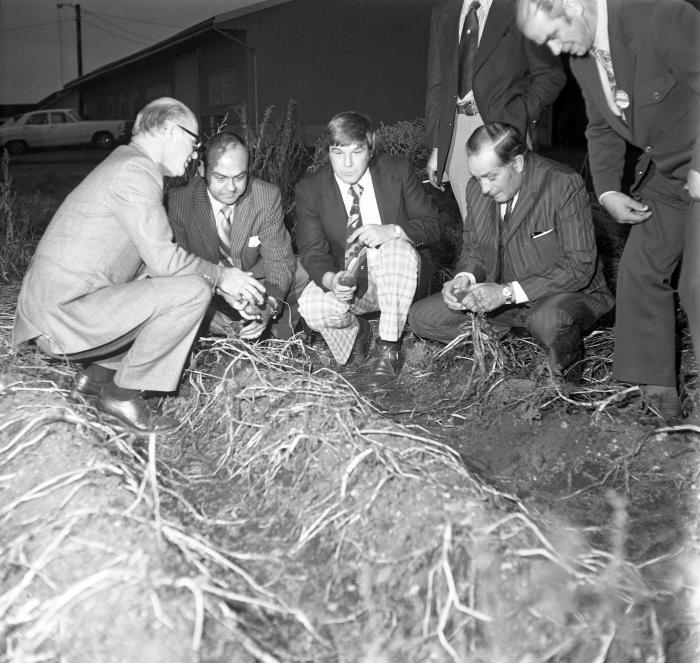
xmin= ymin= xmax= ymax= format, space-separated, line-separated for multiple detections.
xmin=0 ymin=0 xmax=256 ymax=104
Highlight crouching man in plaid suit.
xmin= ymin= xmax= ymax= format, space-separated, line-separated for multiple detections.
xmin=295 ymin=111 xmax=441 ymax=389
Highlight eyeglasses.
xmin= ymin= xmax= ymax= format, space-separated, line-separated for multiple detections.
xmin=177 ymin=124 xmax=202 ymax=153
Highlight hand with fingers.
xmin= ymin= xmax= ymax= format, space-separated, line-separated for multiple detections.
xmin=442 ymin=276 xmax=476 ymax=311
xmin=601 ymin=191 xmax=652 ymax=224
xmin=217 ymin=267 xmax=266 ymax=311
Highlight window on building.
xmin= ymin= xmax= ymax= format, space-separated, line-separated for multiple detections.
xmin=208 ymin=68 xmax=239 ymax=108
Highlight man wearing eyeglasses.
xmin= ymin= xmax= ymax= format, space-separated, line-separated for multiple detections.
xmin=167 ymin=130 xmax=297 ymax=340
xmin=13 ymin=97 xmax=266 ymax=434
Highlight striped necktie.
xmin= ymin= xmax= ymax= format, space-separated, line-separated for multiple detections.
xmin=345 ymin=184 xmax=364 ymax=269
xmin=218 ymin=205 xmax=234 ymax=264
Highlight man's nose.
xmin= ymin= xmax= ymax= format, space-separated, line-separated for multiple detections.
xmin=480 ymin=180 xmax=491 ymax=195
xmin=547 ymin=39 xmax=562 ymax=56
xmin=343 ymin=153 xmax=353 ymax=168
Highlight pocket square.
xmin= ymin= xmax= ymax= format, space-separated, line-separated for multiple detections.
xmin=248 ymin=235 xmax=261 ymax=247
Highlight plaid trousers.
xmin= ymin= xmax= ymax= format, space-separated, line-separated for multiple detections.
xmin=299 ymin=239 xmax=420 ymax=364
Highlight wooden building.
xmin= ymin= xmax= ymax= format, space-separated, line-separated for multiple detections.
xmin=39 ymin=0 xmax=436 ymax=142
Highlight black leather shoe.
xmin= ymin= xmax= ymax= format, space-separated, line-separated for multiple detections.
xmin=364 ymin=341 xmax=404 ymax=390
xmin=73 ymin=370 xmax=110 ymax=397
xmin=96 ymin=392 xmax=180 ymax=434
xmin=347 ymin=317 xmax=372 ymax=367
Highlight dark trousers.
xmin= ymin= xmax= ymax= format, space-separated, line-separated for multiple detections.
xmin=614 ymin=166 xmax=691 ymax=387
xmin=408 ymin=290 xmax=611 ymax=369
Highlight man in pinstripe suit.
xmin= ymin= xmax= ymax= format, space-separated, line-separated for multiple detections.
xmin=409 ymin=122 xmax=614 ymax=381
xmin=168 ymin=131 xmax=296 ymax=340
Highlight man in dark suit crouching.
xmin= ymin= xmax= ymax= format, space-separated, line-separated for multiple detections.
xmin=409 ymin=122 xmax=614 ymax=382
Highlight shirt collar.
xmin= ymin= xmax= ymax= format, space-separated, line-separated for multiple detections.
xmin=334 ymin=166 xmax=373 ymax=196
xmin=594 ymin=0 xmax=609 ymax=51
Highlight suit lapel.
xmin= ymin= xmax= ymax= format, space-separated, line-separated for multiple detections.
xmin=192 ymin=177 xmax=221 ymax=263
xmin=371 ymin=160 xmax=400 ymax=225
xmin=475 ymin=0 xmax=512 ymax=74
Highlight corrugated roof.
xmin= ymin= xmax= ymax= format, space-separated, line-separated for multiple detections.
xmin=59 ymin=0 xmax=292 ymax=90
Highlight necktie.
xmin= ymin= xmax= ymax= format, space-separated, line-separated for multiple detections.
xmin=458 ymin=2 xmax=480 ymax=98
xmin=590 ymin=47 xmax=628 ymax=123
xmin=218 ymin=205 xmax=233 ymax=263
xmin=345 ymin=184 xmax=364 ymax=269
xmin=502 ymin=198 xmax=513 ymax=224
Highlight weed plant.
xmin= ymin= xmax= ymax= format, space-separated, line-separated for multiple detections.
xmin=0 ymin=150 xmax=56 ymax=283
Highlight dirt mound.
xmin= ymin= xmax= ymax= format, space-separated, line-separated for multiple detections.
xmin=2 ymin=316 xmax=691 ymax=662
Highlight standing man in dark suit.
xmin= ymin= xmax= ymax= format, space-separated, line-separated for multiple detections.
xmin=425 ymin=0 xmax=566 ymax=218
xmin=167 ymin=131 xmax=296 ymax=340
xmin=296 ymin=112 xmax=441 ymax=390
xmin=410 ymin=123 xmax=614 ymax=380
xmin=516 ymin=0 xmax=700 ymax=418
xmin=12 ymin=98 xmax=266 ymax=433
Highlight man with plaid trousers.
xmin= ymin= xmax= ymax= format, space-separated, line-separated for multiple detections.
xmin=295 ymin=112 xmax=441 ymax=389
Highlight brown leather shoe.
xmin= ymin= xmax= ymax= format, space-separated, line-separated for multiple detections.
xmin=96 ymin=392 xmax=180 ymax=434
xmin=364 ymin=341 xmax=404 ymax=390
xmin=347 ymin=317 xmax=372 ymax=367
xmin=73 ymin=370 xmax=110 ymax=397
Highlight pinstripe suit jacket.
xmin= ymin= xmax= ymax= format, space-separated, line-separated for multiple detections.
xmin=456 ymin=153 xmax=611 ymax=311
xmin=167 ymin=175 xmax=295 ymax=303
xmin=295 ymin=156 xmax=441 ymax=289
xmin=12 ymin=143 xmax=221 ymax=352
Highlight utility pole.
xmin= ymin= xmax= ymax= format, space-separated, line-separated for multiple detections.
xmin=57 ymin=3 xmax=83 ymax=114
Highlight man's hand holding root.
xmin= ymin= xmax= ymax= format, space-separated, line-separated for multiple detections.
xmin=218 ymin=267 xmax=266 ymax=311
xmin=442 ymin=276 xmax=476 ymax=311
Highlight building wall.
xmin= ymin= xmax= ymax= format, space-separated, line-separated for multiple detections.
xmin=221 ymin=0 xmax=433 ymax=139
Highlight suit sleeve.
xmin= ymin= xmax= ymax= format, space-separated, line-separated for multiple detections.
xmin=256 ymin=184 xmax=295 ymax=302
xmin=295 ymin=181 xmax=338 ymax=288
xmin=651 ymin=1 xmax=700 ymax=173
xmin=454 ymin=190 xmax=488 ymax=282
xmin=425 ymin=6 xmax=443 ymax=149
xmin=108 ymin=158 xmax=221 ymax=286
xmin=518 ymin=172 xmax=599 ymax=300
xmin=165 ymin=191 xmax=189 ymax=250
xmin=509 ymin=40 xmax=566 ymax=127
xmin=397 ymin=160 xmax=442 ymax=246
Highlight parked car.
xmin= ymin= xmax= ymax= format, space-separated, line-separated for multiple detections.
xmin=0 ymin=109 xmax=128 ymax=154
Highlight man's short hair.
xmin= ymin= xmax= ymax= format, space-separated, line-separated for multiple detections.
xmin=201 ymin=130 xmax=248 ymax=170
xmin=132 ymin=97 xmax=196 ymax=136
xmin=515 ymin=0 xmax=568 ymax=25
xmin=466 ymin=122 xmax=528 ymax=166
xmin=323 ymin=111 xmax=376 ymax=153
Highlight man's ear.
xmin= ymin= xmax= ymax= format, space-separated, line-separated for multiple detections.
xmin=514 ymin=154 xmax=525 ymax=173
xmin=198 ymin=161 xmax=205 ymax=178
xmin=562 ymin=0 xmax=584 ymax=18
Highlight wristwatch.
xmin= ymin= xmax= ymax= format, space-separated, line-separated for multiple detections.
xmin=502 ymin=283 xmax=514 ymax=305
xmin=393 ymin=225 xmax=403 ymax=238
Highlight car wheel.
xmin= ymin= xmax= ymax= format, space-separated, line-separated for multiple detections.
xmin=5 ymin=140 xmax=27 ymax=155
xmin=92 ymin=132 xmax=114 ymax=149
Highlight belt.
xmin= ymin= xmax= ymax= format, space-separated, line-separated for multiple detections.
xmin=456 ymin=100 xmax=479 ymax=116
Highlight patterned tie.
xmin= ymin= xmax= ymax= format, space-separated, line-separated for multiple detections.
xmin=502 ymin=198 xmax=513 ymax=224
xmin=218 ymin=204 xmax=234 ymax=263
xmin=590 ymin=46 xmax=628 ymax=123
xmin=345 ymin=184 xmax=364 ymax=269
xmin=458 ymin=2 xmax=480 ymax=98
